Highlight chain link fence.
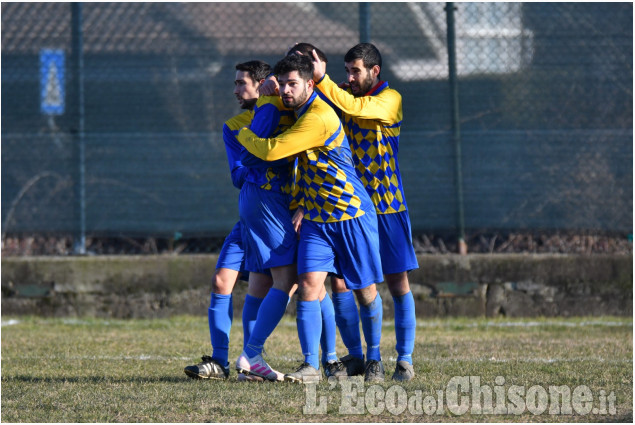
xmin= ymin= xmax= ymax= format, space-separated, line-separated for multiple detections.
xmin=2 ymin=3 xmax=632 ymax=250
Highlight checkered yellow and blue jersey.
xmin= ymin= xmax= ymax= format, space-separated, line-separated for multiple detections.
xmin=222 ymin=110 xmax=253 ymax=189
xmin=316 ymin=74 xmax=407 ymax=214
xmin=239 ymin=96 xmax=296 ymax=194
xmin=237 ymin=92 xmax=374 ymax=223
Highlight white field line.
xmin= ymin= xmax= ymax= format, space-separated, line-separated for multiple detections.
xmin=411 ymin=320 xmax=632 ymax=328
xmin=4 ymin=318 xmax=631 ymax=328
xmin=386 ymin=356 xmax=632 ymax=364
xmin=279 ymin=320 xmax=632 ymax=328
xmin=1 ymin=354 xmax=630 ymax=365
xmin=0 ymin=354 xmax=192 ymax=361
xmin=263 ymin=355 xmax=632 ymax=365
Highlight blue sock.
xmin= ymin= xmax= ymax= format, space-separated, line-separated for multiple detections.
xmin=242 ymin=294 xmax=264 ymax=350
xmin=244 ymin=288 xmax=289 ymax=358
xmin=359 ymin=291 xmax=383 ymax=362
xmin=208 ymin=293 xmax=233 ymax=367
xmin=319 ymin=293 xmax=338 ymax=365
xmin=393 ymin=291 xmax=416 ymax=364
xmin=297 ymin=299 xmax=322 ymax=370
xmin=332 ymin=291 xmax=363 ymax=359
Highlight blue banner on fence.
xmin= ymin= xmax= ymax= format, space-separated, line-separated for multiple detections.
xmin=40 ymin=49 xmax=65 ymax=115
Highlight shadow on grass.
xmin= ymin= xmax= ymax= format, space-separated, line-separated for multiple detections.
xmin=2 ymin=375 xmax=190 ymax=384
xmin=603 ymin=412 xmax=633 ymax=423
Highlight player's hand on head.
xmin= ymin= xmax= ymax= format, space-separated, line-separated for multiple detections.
xmin=259 ymin=78 xmax=279 ymax=96
xmin=311 ymin=49 xmax=326 ymax=83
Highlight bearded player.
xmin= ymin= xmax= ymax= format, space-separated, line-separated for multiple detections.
xmin=311 ymin=43 xmax=419 ymax=381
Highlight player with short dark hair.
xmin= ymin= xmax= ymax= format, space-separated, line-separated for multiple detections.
xmin=228 ymin=66 xmax=299 ymax=382
xmin=184 ymin=60 xmax=275 ymax=381
xmin=259 ymin=44 xmax=361 ymax=379
xmin=287 ymin=43 xmax=328 ymax=62
xmin=343 ymin=42 xmax=383 ymax=80
xmin=310 ymin=43 xmax=419 ymax=382
xmin=279 ymin=43 xmax=366 ymax=379
xmin=237 ymin=54 xmax=386 ymax=383
xmin=232 ymin=56 xmax=343 ymax=381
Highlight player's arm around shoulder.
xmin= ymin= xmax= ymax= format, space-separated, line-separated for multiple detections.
xmin=237 ymin=109 xmax=329 ymax=161
xmin=251 ymin=97 xmax=284 ymax=139
xmin=256 ymin=95 xmax=286 ymax=110
xmin=222 ymin=122 xmax=248 ymax=189
xmin=317 ymin=74 xmax=401 ymax=125
xmin=311 ymin=98 xmax=345 ymax=140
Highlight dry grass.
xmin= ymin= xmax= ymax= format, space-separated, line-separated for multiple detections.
xmin=1 ymin=315 xmax=632 ymax=422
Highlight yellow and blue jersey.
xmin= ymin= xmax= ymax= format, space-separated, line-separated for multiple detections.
xmin=222 ymin=110 xmax=253 ymax=189
xmin=316 ymin=74 xmax=407 ymax=215
xmin=237 ymin=92 xmax=374 ymax=223
xmin=239 ymin=96 xmax=296 ymax=195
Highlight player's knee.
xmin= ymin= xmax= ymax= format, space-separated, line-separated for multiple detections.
xmin=212 ymin=269 xmax=237 ymax=295
xmin=272 ymin=276 xmax=296 ymax=293
xmin=330 ymin=276 xmax=349 ymax=293
xmin=296 ymin=279 xmax=323 ymax=301
xmin=385 ymin=272 xmax=410 ymax=297
xmin=246 ymin=272 xmax=274 ymax=297
xmin=269 ymin=265 xmax=296 ymax=293
xmin=354 ymin=284 xmax=378 ymax=306
xmin=318 ymin=284 xmax=327 ymax=301
xmin=272 ymin=280 xmax=296 ymax=296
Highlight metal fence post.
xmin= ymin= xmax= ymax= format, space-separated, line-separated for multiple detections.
xmin=445 ymin=2 xmax=467 ymax=255
xmin=359 ymin=2 xmax=371 ymax=43
xmin=71 ymin=3 xmax=86 ymax=254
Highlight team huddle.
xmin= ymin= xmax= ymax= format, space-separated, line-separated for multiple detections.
xmin=184 ymin=42 xmax=419 ymax=383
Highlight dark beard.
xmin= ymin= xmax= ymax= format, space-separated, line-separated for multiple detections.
xmin=283 ymin=87 xmax=309 ymax=109
xmin=241 ymin=98 xmax=257 ymax=110
xmin=353 ymin=73 xmax=374 ymax=97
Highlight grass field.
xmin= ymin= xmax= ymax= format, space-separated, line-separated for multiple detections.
xmin=1 ymin=315 xmax=632 ymax=423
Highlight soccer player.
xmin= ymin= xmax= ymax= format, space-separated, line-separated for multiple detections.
xmin=237 ymin=50 xmax=348 ymax=379
xmin=187 ymin=58 xmax=340 ymax=383
xmin=184 ymin=60 xmax=275 ymax=381
xmin=264 ymin=43 xmax=364 ymax=379
xmin=237 ymin=54 xmax=386 ymax=383
xmin=275 ymin=43 xmax=366 ymax=379
xmin=234 ymin=60 xmax=344 ymax=382
xmin=310 ymin=43 xmax=419 ymax=381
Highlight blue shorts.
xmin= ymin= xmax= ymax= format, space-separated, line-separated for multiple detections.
xmin=216 ymin=221 xmax=250 ymax=281
xmin=239 ymin=182 xmax=297 ymax=272
xmin=297 ymin=210 xmax=383 ymax=290
xmin=377 ymin=211 xmax=419 ymax=274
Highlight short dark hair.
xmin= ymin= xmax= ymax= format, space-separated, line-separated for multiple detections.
xmin=286 ymin=42 xmax=328 ymax=63
xmin=273 ymin=54 xmax=313 ymax=82
xmin=235 ymin=60 xmax=271 ymax=83
xmin=345 ymin=43 xmax=382 ymax=76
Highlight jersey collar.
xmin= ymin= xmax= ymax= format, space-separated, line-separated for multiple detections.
xmin=365 ymin=80 xmax=388 ymax=96
xmin=296 ymin=91 xmax=318 ymax=119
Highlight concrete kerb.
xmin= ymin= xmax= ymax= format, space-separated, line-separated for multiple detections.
xmin=1 ymin=254 xmax=632 ymax=318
